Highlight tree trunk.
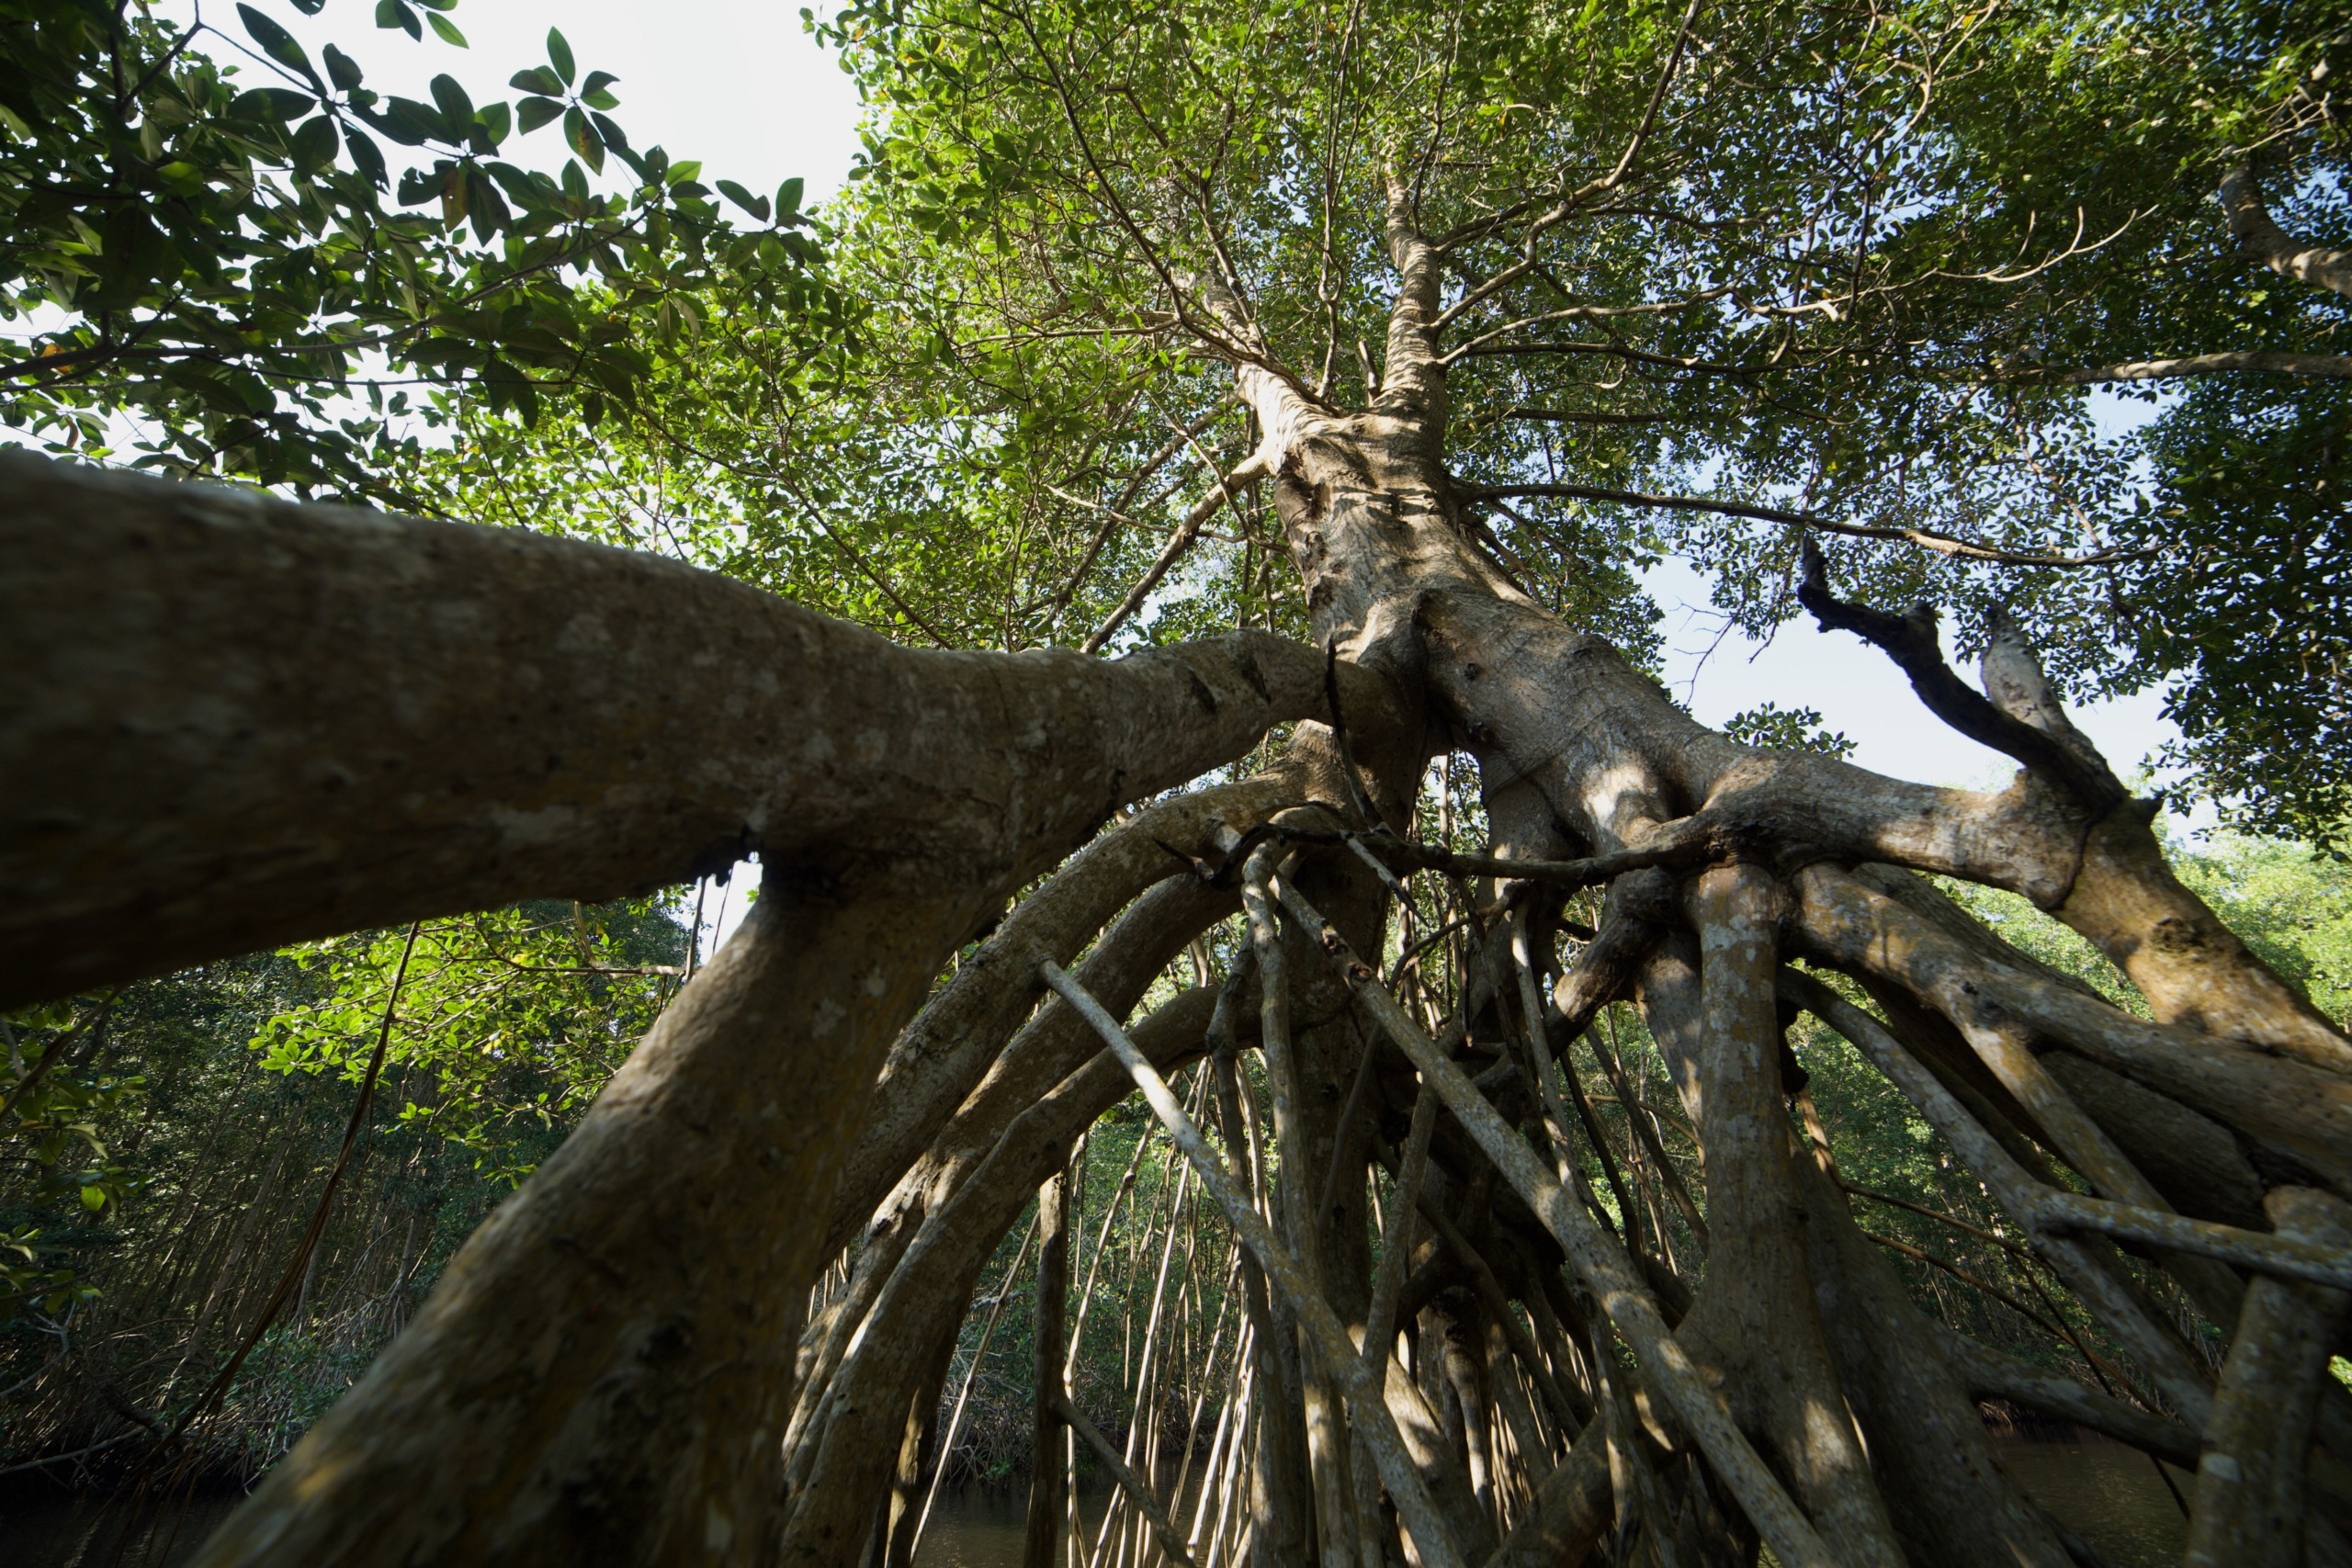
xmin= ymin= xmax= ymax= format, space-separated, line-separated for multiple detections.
xmin=12 ymin=139 xmax=2352 ymax=1568
xmin=1023 ymin=1167 xmax=1072 ymax=1568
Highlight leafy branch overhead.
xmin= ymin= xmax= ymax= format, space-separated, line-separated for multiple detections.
xmin=0 ymin=0 xmax=846 ymax=495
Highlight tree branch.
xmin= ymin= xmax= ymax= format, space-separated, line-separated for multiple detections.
xmin=0 ymin=452 xmax=1367 ymax=1005
xmin=1039 ymin=960 xmax=1473 ymax=1568
xmin=1795 ymin=540 xmax=2126 ymax=810
xmin=2052 ymin=351 xmax=2352 ymax=383
xmin=1264 ymin=880 xmax=1841 ymax=1568
xmin=1467 ymin=482 xmax=2149 ymax=569
xmin=1080 ymin=453 xmax=1271 ymax=654
xmin=2221 ymin=166 xmax=2352 ymax=300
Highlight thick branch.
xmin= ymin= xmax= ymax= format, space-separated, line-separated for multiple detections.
xmin=1935 ymin=1328 xmax=2199 ymax=1467
xmin=1792 ymin=867 xmax=2352 ymax=1192
xmin=0 ymin=451 xmax=1365 ymax=1006
xmin=1266 ymin=879 xmax=1841 ymax=1568
xmin=1041 ymin=961 xmax=1472 ymax=1568
xmin=2036 ymin=1190 xmax=2352 ymax=1292
xmin=782 ymin=985 xmax=1228 ymax=1562
xmin=2186 ymin=1186 xmax=2352 ymax=1568
xmin=1796 ymin=541 xmax=2126 ymax=810
xmin=2220 ymin=167 xmax=2352 ymax=300
xmin=825 ymin=768 xmax=1317 ymax=1262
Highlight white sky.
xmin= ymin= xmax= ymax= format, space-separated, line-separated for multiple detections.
xmin=214 ymin=0 xmax=867 ymax=206
xmin=1644 ymin=554 xmax=2185 ymax=800
xmin=1646 ymin=385 xmax=2189 ymax=812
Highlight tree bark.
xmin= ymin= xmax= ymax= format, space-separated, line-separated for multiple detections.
xmin=0 ymin=452 xmax=1381 ymax=1008
xmin=192 ymin=886 xmax=966 ymax=1568
xmin=2187 ymin=1187 xmax=2352 ymax=1568
xmin=1023 ymin=1167 xmax=1072 ymax=1568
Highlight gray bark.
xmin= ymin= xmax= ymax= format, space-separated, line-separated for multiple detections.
xmin=0 ymin=451 xmax=1381 ymax=1008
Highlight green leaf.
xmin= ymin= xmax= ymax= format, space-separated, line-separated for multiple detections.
xmin=473 ymin=101 xmax=511 ymax=150
xmin=589 ymin=112 xmax=628 ymax=152
xmin=466 ymin=167 xmax=510 ymax=243
xmin=290 ymin=114 xmax=340 ymax=174
xmin=238 ymin=4 xmax=323 ymax=87
xmin=322 ymin=44 xmax=366 ymax=93
xmin=564 ymin=107 xmax=604 ymax=173
xmin=482 ymin=160 xmax=546 ymax=206
xmin=516 ymin=96 xmax=563 ymax=135
xmin=427 ymin=12 xmax=468 ymax=47
xmin=580 ymin=71 xmax=621 ymax=110
xmin=547 ymin=28 xmax=577 ymax=86
xmin=229 ymin=87 xmax=315 ymax=122
xmin=373 ymin=96 xmax=444 ymax=146
xmin=345 ymin=126 xmax=388 ymax=188
xmin=716 ymin=179 xmax=771 ymax=220
xmin=430 ymin=73 xmax=476 ymax=136
xmin=775 ymin=175 xmax=805 ymax=216
xmin=509 ymin=66 xmax=564 ymax=96
xmin=376 ymin=0 xmax=423 ymax=39
xmin=80 ymin=1186 xmax=105 ymax=1213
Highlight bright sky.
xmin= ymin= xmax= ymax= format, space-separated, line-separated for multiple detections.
xmin=222 ymin=0 xmax=2195 ymax=943
xmin=209 ymin=0 xmax=867 ymax=205
xmin=1644 ymin=554 xmax=2185 ymax=798
xmin=1647 ymin=385 xmax=2190 ymax=811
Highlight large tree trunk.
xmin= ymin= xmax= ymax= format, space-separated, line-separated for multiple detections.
xmin=10 ymin=152 xmax=2352 ymax=1568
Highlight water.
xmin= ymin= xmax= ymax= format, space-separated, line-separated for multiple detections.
xmin=0 ymin=1486 xmax=244 ymax=1568
xmin=0 ymin=1483 xmax=1114 ymax=1567
xmin=805 ymin=1442 xmax=2193 ymax=1568
xmin=910 ymin=1485 xmax=1032 ymax=1567
xmin=911 ymin=1484 xmax=1118 ymax=1567
xmin=0 ymin=1438 xmax=2185 ymax=1567
xmin=1996 ymin=1432 xmax=2190 ymax=1568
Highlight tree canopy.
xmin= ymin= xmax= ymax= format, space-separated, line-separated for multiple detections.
xmin=0 ymin=0 xmax=842 ymax=492
xmin=390 ymin=0 xmax=2349 ymax=840
xmin=10 ymin=0 xmax=2341 ymax=829
xmin=7 ymin=3 xmax=2352 ymax=1567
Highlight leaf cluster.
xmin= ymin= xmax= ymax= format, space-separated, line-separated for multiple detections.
xmin=0 ymin=0 xmax=839 ymax=493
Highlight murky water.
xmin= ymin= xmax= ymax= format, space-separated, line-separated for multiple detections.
xmin=0 ymin=1435 xmax=2187 ymax=1567
xmin=0 ymin=1486 xmax=243 ymax=1568
xmin=910 ymin=1485 xmax=1040 ymax=1567
xmin=1996 ymin=1432 xmax=2189 ymax=1568
xmin=0 ymin=1483 xmax=1113 ymax=1567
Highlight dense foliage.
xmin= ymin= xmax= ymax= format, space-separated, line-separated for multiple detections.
xmin=9 ymin=0 xmax=2339 ymax=821
xmin=346 ymin=0 xmax=2350 ymax=843
xmin=0 ymin=897 xmax=691 ymax=1478
xmin=0 ymin=0 xmax=842 ymax=494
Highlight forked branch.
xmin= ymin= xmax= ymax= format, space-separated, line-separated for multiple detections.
xmin=1795 ymin=539 xmax=2126 ymax=811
